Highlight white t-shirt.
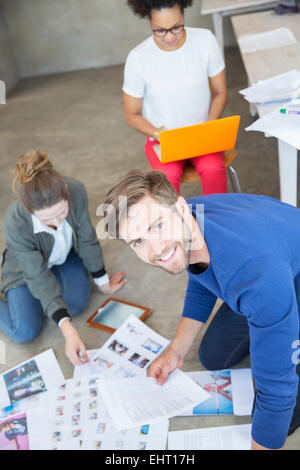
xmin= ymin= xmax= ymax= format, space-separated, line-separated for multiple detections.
xmin=123 ymin=27 xmax=225 ymax=131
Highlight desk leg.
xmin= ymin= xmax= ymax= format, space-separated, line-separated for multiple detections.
xmin=212 ymin=13 xmax=224 ymax=58
xmin=278 ymin=139 xmax=298 ymax=207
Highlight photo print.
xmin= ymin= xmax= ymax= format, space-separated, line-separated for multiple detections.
xmin=3 ymin=361 xmax=47 ymax=404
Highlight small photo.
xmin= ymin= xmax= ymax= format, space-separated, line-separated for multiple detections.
xmin=140 ymin=425 xmax=150 ymax=435
xmin=52 ymin=431 xmax=62 ymax=443
xmin=93 ymin=440 xmax=102 ymax=450
xmin=93 ymin=355 xmax=114 ymax=370
xmin=71 ymin=429 xmax=82 ymax=439
xmin=73 ymin=402 xmax=81 ymax=414
xmin=142 ymin=338 xmax=163 ymax=355
xmin=125 ymin=323 xmax=143 ymax=337
xmin=108 ymin=339 xmax=128 ymax=356
xmin=89 ymin=412 xmax=98 ymax=421
xmin=0 ymin=413 xmax=29 ymax=450
xmin=55 ymin=406 xmax=64 ymax=417
xmin=72 ymin=415 xmax=80 ymax=426
xmin=88 ymin=379 xmax=98 ymax=386
xmin=138 ymin=441 xmax=147 ymax=450
xmin=128 ymin=353 xmax=150 ymax=369
xmin=96 ymin=423 xmax=107 ymax=435
xmin=89 ymin=388 xmax=98 ymax=398
xmin=3 ymin=360 xmax=47 ymax=404
xmin=57 ymin=395 xmax=66 ymax=402
xmin=89 ymin=401 xmax=97 ymax=410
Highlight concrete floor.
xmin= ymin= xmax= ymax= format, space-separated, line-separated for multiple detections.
xmin=0 ymin=47 xmax=299 ymax=449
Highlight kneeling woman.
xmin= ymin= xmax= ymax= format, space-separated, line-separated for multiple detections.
xmin=0 ymin=151 xmax=127 ymax=365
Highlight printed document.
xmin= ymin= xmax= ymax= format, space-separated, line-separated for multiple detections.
xmin=100 ymin=369 xmax=210 ymax=431
xmin=168 ymin=424 xmax=252 ymax=450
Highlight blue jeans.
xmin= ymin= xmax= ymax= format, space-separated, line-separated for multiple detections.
xmin=0 ymin=250 xmax=91 ymax=343
xmin=199 ymin=302 xmax=300 ymax=435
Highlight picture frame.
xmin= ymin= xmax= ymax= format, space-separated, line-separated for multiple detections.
xmin=87 ymin=298 xmax=152 ymax=333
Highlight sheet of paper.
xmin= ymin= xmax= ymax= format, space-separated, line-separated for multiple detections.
xmin=179 ymin=368 xmax=254 ymax=416
xmin=74 ymin=315 xmax=170 ymax=379
xmin=238 ymin=28 xmax=297 ymax=54
xmin=81 ymin=420 xmax=169 ymax=451
xmin=0 ymin=349 xmax=65 ymax=409
xmin=100 ymin=369 xmax=211 ymax=431
xmin=246 ymin=106 xmax=300 ymax=150
xmin=0 ymin=407 xmax=51 ymax=450
xmin=168 ymin=424 xmax=252 ymax=450
xmin=1 ymin=375 xmax=169 ymax=451
xmin=231 ymin=369 xmax=255 ymax=416
xmin=240 ymin=70 xmax=300 ymax=104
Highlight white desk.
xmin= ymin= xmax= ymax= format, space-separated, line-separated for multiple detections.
xmin=232 ymin=10 xmax=300 ymax=206
xmin=201 ymin=0 xmax=280 ymax=55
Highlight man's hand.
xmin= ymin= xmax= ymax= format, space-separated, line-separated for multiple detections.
xmin=148 ymin=347 xmax=184 ymax=385
xmin=98 ymin=272 xmax=128 ymax=295
xmin=60 ymin=320 xmax=89 ymax=366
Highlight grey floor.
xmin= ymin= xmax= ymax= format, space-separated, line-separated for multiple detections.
xmin=0 ymin=47 xmax=299 ymax=449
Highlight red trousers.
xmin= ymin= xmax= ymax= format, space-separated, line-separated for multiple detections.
xmin=145 ymin=138 xmax=227 ymax=195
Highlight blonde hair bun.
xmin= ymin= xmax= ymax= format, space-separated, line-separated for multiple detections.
xmin=12 ymin=150 xmax=53 ymax=191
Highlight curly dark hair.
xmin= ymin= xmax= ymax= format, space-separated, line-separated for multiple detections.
xmin=127 ymin=0 xmax=193 ymax=18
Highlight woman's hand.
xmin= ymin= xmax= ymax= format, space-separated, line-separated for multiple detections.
xmin=60 ymin=320 xmax=89 ymax=366
xmin=98 ymin=272 xmax=128 ymax=295
xmin=153 ymin=126 xmax=165 ymax=142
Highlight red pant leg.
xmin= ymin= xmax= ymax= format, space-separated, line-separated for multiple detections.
xmin=189 ymin=152 xmax=227 ymax=195
xmin=145 ymin=138 xmax=185 ymax=195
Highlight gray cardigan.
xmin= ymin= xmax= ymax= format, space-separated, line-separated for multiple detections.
xmin=1 ymin=177 xmax=105 ymax=321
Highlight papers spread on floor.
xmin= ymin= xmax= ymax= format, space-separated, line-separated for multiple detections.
xmin=168 ymin=424 xmax=252 ymax=450
xmin=246 ymin=106 xmax=300 ymax=150
xmin=0 ymin=375 xmax=169 ymax=450
xmin=73 ymin=314 xmax=170 ymax=379
xmin=238 ymin=27 xmax=297 ymax=54
xmin=240 ymin=70 xmax=300 ymax=104
xmin=178 ymin=368 xmax=254 ymax=417
xmin=99 ymin=369 xmax=211 ymax=431
xmin=0 ymin=349 xmax=65 ymax=409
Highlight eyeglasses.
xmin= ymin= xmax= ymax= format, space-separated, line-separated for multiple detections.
xmin=152 ymin=24 xmax=185 ymax=38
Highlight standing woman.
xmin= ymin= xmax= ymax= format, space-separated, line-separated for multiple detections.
xmin=0 ymin=151 xmax=127 ymax=365
xmin=123 ymin=0 xmax=228 ymax=195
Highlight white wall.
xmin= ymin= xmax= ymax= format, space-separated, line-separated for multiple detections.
xmin=1 ymin=0 xmax=236 ymax=79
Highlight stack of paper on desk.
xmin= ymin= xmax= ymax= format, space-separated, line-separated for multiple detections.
xmin=240 ymin=70 xmax=300 ymax=104
xmin=246 ymin=106 xmax=300 ymax=150
xmin=238 ymin=28 xmax=297 ymax=54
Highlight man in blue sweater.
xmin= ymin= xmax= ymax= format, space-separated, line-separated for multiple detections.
xmin=104 ymin=169 xmax=300 ymax=450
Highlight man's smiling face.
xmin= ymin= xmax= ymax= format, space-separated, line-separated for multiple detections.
xmin=119 ymin=194 xmax=193 ymax=275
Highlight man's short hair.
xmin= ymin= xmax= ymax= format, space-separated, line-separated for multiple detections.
xmin=104 ymin=169 xmax=178 ymax=238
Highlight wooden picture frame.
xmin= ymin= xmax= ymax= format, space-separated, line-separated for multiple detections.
xmin=87 ymin=298 xmax=152 ymax=334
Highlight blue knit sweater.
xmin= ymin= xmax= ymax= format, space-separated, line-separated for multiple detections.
xmin=182 ymin=193 xmax=300 ymax=449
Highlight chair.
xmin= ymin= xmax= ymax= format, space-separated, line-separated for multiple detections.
xmin=181 ymin=149 xmax=242 ymax=193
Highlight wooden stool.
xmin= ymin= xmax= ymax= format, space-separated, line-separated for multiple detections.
xmin=181 ymin=149 xmax=241 ymax=193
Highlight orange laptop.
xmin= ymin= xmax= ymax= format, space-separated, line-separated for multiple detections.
xmin=153 ymin=115 xmax=240 ymax=163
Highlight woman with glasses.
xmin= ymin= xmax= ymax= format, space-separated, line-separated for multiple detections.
xmin=123 ymin=0 xmax=228 ymax=195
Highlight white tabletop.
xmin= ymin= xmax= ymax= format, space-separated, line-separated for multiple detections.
xmin=201 ymin=0 xmax=278 ymax=15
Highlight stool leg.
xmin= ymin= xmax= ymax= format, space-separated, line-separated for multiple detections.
xmin=228 ymin=166 xmax=242 ymax=193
